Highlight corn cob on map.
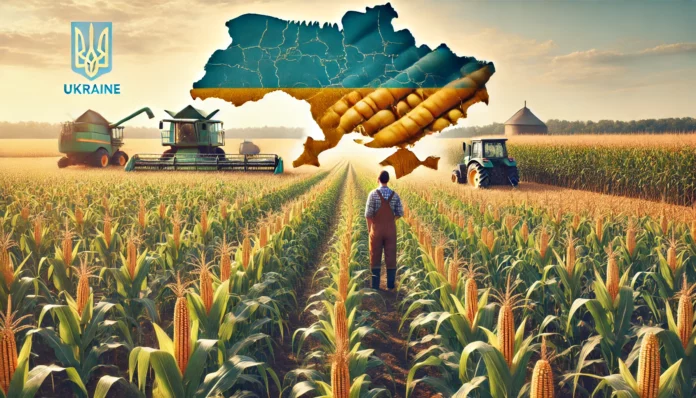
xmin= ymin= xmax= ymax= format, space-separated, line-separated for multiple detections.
xmin=191 ymin=3 xmax=495 ymax=177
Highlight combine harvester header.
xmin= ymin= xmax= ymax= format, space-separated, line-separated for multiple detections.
xmin=125 ymin=105 xmax=283 ymax=173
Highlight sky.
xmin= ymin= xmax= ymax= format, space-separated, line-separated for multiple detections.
xmin=0 ymin=0 xmax=694 ymax=134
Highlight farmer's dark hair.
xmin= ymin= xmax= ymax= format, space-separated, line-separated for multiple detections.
xmin=379 ymin=171 xmax=390 ymax=184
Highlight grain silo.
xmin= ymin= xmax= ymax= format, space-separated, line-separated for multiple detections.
xmin=504 ymin=101 xmax=547 ymax=135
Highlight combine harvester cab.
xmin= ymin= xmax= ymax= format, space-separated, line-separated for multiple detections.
xmin=58 ymin=107 xmax=154 ymax=168
xmin=125 ymin=105 xmax=283 ymax=174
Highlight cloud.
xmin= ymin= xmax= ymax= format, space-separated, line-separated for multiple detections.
xmin=552 ymin=42 xmax=696 ymax=65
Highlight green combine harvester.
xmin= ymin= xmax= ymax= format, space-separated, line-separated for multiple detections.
xmin=125 ymin=105 xmax=283 ymax=173
xmin=451 ymin=138 xmax=519 ymax=188
xmin=58 ymin=108 xmax=155 ymax=168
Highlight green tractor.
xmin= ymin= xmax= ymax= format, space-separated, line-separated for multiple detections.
xmin=125 ymin=105 xmax=283 ymax=173
xmin=451 ymin=138 xmax=519 ymax=188
xmin=58 ymin=108 xmax=154 ymax=168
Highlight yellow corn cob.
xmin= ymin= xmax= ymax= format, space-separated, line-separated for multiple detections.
xmin=464 ymin=277 xmax=478 ymax=324
xmin=219 ymin=200 xmax=229 ymax=220
xmin=172 ymin=212 xmax=182 ymax=250
xmin=275 ymin=216 xmax=283 ymax=233
xmin=530 ymin=337 xmax=554 ymax=398
xmin=0 ymin=233 xmax=16 ymax=288
xmin=606 ymin=248 xmax=619 ymax=301
xmin=75 ymin=256 xmax=96 ymax=316
xmin=338 ymin=251 xmax=350 ymax=301
xmin=486 ymin=230 xmax=495 ymax=252
xmin=539 ymin=229 xmax=549 ymax=259
xmin=102 ymin=195 xmax=109 ymax=213
xmin=691 ymin=220 xmax=696 ymax=243
xmin=498 ymin=302 xmax=515 ymax=367
xmin=159 ymin=202 xmax=166 ymax=219
xmin=241 ymin=234 xmax=251 ymax=270
xmin=572 ymin=214 xmax=580 ymax=231
xmin=126 ymin=237 xmax=137 ymax=280
xmin=200 ymin=205 xmax=208 ymax=236
xmin=199 ymin=261 xmax=213 ymax=314
xmin=334 ymin=300 xmax=349 ymax=353
xmin=467 ymin=217 xmax=475 ymax=237
xmin=169 ymin=273 xmax=190 ymax=374
xmin=448 ymin=261 xmax=459 ymax=291
xmin=45 ymin=203 xmax=52 ymax=213
xmin=626 ymin=220 xmax=637 ymax=257
xmin=259 ymin=225 xmax=268 ymax=248
xmin=75 ymin=207 xmax=84 ymax=227
xmin=666 ymin=241 xmax=677 ymax=272
xmin=521 ymin=221 xmax=529 ymax=242
xmin=555 ymin=208 xmax=562 ymax=225
xmin=435 ymin=245 xmax=445 ymax=276
xmin=32 ymin=216 xmax=42 ymax=247
xmin=494 ymin=208 xmax=500 ymax=222
xmin=596 ymin=215 xmax=604 ymax=242
xmin=496 ymin=276 xmax=518 ymax=368
xmin=566 ymin=232 xmax=576 ymax=276
xmin=20 ymin=205 xmax=29 ymax=221
xmin=676 ymin=276 xmax=694 ymax=349
xmin=331 ymin=349 xmax=350 ymax=398
xmin=138 ymin=197 xmax=146 ymax=229
xmin=636 ymin=333 xmax=660 ymax=398
xmin=479 ymin=203 xmax=486 ymax=215
xmin=217 ymin=235 xmax=232 ymax=282
xmin=103 ymin=215 xmax=112 ymax=247
xmin=660 ymin=211 xmax=668 ymax=235
xmin=0 ymin=296 xmax=31 ymax=394
xmin=61 ymin=220 xmax=74 ymax=271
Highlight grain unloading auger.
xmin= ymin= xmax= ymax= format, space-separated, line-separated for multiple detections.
xmin=125 ymin=105 xmax=283 ymax=173
xmin=58 ymin=107 xmax=155 ymax=168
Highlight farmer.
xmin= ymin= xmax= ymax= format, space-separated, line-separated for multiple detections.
xmin=365 ymin=170 xmax=403 ymax=290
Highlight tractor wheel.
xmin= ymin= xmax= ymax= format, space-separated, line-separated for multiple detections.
xmin=111 ymin=151 xmax=128 ymax=166
xmin=507 ymin=167 xmax=520 ymax=187
xmin=57 ymin=157 xmax=71 ymax=168
xmin=467 ymin=163 xmax=490 ymax=189
xmin=451 ymin=170 xmax=464 ymax=184
xmin=92 ymin=149 xmax=110 ymax=168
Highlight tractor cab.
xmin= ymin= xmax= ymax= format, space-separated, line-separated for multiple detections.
xmin=452 ymin=138 xmax=519 ymax=188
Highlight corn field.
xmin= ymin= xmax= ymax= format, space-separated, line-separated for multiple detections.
xmin=0 ymin=162 xmax=695 ymax=397
xmin=506 ymin=143 xmax=696 ymax=206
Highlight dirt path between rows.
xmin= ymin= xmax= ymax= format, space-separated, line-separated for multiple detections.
xmin=269 ymin=173 xmax=347 ymax=397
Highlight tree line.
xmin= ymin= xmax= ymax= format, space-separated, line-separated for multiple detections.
xmin=439 ymin=117 xmax=696 ymax=137
xmin=0 ymin=121 xmax=305 ymax=139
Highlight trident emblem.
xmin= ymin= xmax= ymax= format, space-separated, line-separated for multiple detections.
xmin=71 ymin=22 xmax=112 ymax=80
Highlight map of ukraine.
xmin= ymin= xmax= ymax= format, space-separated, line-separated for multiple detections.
xmin=191 ymin=3 xmax=495 ymax=177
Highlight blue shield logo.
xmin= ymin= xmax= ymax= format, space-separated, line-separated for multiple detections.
xmin=71 ymin=22 xmax=112 ymax=80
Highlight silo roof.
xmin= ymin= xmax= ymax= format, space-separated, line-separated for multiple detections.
xmin=504 ymin=106 xmax=546 ymax=126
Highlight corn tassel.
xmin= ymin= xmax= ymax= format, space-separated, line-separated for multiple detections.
xmin=530 ymin=337 xmax=554 ymax=398
xmin=636 ymin=333 xmax=660 ymax=398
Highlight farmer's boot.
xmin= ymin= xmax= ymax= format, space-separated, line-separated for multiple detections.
xmin=371 ymin=268 xmax=381 ymax=290
xmin=386 ymin=269 xmax=397 ymax=290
